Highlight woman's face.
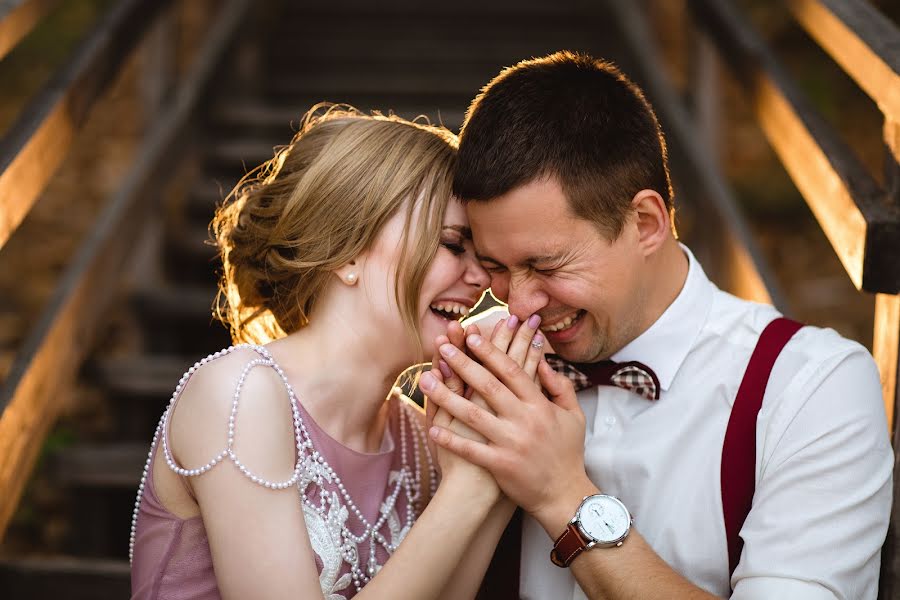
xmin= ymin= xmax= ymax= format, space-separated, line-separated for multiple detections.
xmin=361 ymin=198 xmax=490 ymax=362
xmin=416 ymin=199 xmax=491 ymax=353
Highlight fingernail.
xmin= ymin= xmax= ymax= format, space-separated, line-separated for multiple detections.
xmin=506 ymin=315 xmax=519 ymax=329
xmin=467 ymin=334 xmax=482 ymax=347
xmin=438 ymin=360 xmax=453 ymax=379
xmin=439 ymin=343 xmax=458 ymax=358
xmin=429 ymin=426 xmax=441 ymax=439
xmin=533 ymin=333 xmax=545 ymax=346
xmin=419 ymin=371 xmax=436 ymax=391
xmin=527 ymin=314 xmax=541 ymax=329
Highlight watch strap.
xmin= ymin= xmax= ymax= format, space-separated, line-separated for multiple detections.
xmin=550 ymin=523 xmax=588 ymax=567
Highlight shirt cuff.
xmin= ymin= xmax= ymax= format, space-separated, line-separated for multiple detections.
xmin=731 ymin=576 xmax=837 ymax=600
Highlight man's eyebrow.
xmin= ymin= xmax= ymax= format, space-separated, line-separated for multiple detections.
xmin=442 ymin=225 xmax=472 ymax=239
xmin=526 ymin=253 xmax=565 ymax=265
xmin=476 ymin=253 xmax=504 ymax=266
xmin=475 ymin=252 xmax=566 ymax=268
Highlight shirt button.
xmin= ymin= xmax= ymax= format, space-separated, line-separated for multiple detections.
xmin=604 ymin=416 xmax=617 ymax=427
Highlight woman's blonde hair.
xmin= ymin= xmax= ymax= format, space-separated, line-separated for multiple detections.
xmin=212 ymin=104 xmax=458 ymax=358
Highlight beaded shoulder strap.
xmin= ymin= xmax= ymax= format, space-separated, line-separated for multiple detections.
xmin=158 ymin=344 xmax=305 ymax=488
xmin=129 ymin=344 xmax=307 ymax=563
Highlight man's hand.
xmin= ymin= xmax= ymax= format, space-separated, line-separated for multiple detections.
xmin=423 ymin=322 xmax=596 ymax=532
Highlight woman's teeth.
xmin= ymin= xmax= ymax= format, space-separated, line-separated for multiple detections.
xmin=544 ymin=310 xmax=584 ymax=332
xmin=430 ymin=302 xmax=470 ymax=320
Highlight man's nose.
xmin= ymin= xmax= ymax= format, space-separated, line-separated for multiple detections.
xmin=506 ymin=274 xmax=549 ymax=321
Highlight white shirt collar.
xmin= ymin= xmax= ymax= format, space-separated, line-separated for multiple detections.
xmin=611 ymin=244 xmax=714 ymax=392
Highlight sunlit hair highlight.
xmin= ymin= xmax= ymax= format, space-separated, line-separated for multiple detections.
xmin=212 ymin=104 xmax=458 ymax=363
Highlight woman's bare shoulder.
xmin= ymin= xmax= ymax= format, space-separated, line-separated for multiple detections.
xmin=168 ymin=346 xmax=297 ymax=480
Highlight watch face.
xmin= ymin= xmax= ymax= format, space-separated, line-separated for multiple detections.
xmin=577 ymin=495 xmax=630 ymax=544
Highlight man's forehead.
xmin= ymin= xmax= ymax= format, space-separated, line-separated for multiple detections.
xmin=470 ymin=221 xmax=568 ymax=264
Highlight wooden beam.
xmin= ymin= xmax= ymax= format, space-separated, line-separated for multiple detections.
xmin=788 ymin=0 xmax=900 ymax=126
xmin=879 ymin=291 xmax=900 ymax=599
xmin=689 ymin=0 xmax=900 ymax=295
xmin=605 ymin=0 xmax=787 ymax=310
xmin=874 ymin=294 xmax=900 ymax=432
xmin=0 ymin=0 xmax=174 ymax=251
xmin=0 ymin=0 xmax=59 ymax=61
xmin=0 ymin=0 xmax=252 ymax=538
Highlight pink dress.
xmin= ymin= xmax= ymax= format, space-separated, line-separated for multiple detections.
xmin=129 ymin=345 xmax=435 ymax=599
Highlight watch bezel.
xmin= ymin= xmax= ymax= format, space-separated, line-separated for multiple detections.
xmin=572 ymin=494 xmax=632 ymax=548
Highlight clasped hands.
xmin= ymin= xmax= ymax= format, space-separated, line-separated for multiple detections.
xmin=419 ymin=314 xmax=597 ymax=532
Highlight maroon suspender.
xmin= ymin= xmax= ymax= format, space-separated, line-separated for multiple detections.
xmin=721 ymin=317 xmax=803 ymax=581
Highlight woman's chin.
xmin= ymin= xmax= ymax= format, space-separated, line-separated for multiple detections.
xmin=420 ymin=310 xmax=457 ymax=357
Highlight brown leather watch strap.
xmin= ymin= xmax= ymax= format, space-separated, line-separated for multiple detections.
xmin=550 ymin=523 xmax=588 ymax=568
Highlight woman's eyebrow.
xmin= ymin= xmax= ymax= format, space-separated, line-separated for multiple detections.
xmin=442 ymin=225 xmax=472 ymax=239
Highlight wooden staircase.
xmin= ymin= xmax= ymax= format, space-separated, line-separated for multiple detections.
xmin=0 ymin=0 xmax=616 ymax=595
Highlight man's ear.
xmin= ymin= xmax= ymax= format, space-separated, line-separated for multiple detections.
xmin=334 ymin=258 xmax=361 ymax=286
xmin=631 ymin=189 xmax=671 ymax=257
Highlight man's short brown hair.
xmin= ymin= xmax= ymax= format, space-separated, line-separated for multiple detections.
xmin=454 ymin=51 xmax=674 ymax=238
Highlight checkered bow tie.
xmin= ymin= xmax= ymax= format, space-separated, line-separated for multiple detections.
xmin=545 ymin=354 xmax=661 ymax=401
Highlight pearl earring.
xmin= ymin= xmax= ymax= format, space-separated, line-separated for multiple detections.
xmin=346 ymin=273 xmax=357 ymax=284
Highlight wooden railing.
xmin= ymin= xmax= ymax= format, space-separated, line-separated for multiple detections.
xmin=0 ymin=0 xmax=252 ymax=539
xmin=608 ymin=0 xmax=899 ymax=595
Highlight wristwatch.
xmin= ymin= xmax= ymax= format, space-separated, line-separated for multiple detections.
xmin=550 ymin=494 xmax=633 ymax=567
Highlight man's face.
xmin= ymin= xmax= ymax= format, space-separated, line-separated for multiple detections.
xmin=467 ymin=177 xmax=648 ymax=363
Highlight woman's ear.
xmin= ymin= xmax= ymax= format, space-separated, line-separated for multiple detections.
xmin=334 ymin=259 xmax=360 ymax=286
xmin=631 ymin=189 xmax=670 ymax=257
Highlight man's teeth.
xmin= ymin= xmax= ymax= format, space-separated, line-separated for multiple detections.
xmin=430 ymin=303 xmax=470 ymax=317
xmin=545 ymin=311 xmax=582 ymax=332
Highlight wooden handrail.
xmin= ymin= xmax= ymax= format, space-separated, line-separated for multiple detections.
xmin=0 ymin=0 xmax=60 ymax=61
xmin=788 ymin=0 xmax=900 ymax=126
xmin=605 ymin=0 xmax=787 ymax=311
xmin=0 ymin=0 xmax=173 ymax=252
xmin=0 ymin=0 xmax=252 ymax=539
xmin=688 ymin=0 xmax=900 ymax=295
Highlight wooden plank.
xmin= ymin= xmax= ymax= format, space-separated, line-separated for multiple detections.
xmin=0 ymin=556 xmax=130 ymax=599
xmin=689 ymin=0 xmax=900 ymax=294
xmin=876 ymin=111 xmax=900 ymax=600
xmin=878 ymin=292 xmax=900 ymax=599
xmin=0 ymin=0 xmax=59 ymax=61
xmin=0 ymin=0 xmax=252 ymax=538
xmin=605 ymin=0 xmax=787 ymax=310
xmin=874 ymin=294 xmax=900 ymax=432
xmin=789 ymin=0 xmax=900 ymax=126
xmin=0 ymin=0 xmax=174 ymax=251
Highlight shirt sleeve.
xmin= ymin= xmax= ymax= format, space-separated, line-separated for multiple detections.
xmin=731 ymin=348 xmax=893 ymax=600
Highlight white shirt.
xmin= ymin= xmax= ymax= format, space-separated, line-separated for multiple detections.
xmin=518 ymin=245 xmax=892 ymax=600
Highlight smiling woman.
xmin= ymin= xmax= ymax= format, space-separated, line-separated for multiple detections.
xmin=128 ymin=104 xmax=506 ymax=600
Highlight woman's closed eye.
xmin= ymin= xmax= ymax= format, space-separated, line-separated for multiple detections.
xmin=441 ymin=240 xmax=466 ymax=255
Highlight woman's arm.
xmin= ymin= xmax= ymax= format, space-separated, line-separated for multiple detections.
xmin=171 ymin=349 xmax=505 ymax=600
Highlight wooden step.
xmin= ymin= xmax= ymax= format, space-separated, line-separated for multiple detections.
xmin=162 ymin=224 xmax=219 ymax=283
xmin=265 ymin=71 xmax=485 ymax=101
xmin=88 ymin=354 xmax=192 ymax=400
xmin=211 ymin=101 xmax=466 ymax=135
xmin=205 ymin=138 xmax=280 ymax=175
xmin=131 ymin=284 xmax=218 ymax=323
xmin=48 ymin=443 xmax=148 ymax=490
xmin=0 ymin=556 xmax=130 ymax=600
xmin=129 ymin=285 xmax=230 ymax=355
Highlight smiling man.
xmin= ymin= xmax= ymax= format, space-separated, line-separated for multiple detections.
xmin=423 ymin=52 xmax=892 ymax=599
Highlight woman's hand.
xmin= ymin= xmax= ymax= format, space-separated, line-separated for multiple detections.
xmin=421 ymin=314 xmax=546 ymax=488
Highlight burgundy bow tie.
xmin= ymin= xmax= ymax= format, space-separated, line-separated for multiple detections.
xmin=545 ymin=354 xmax=661 ymax=401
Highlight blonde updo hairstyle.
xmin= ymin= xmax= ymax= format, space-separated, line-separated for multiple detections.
xmin=213 ymin=104 xmax=458 ymax=358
